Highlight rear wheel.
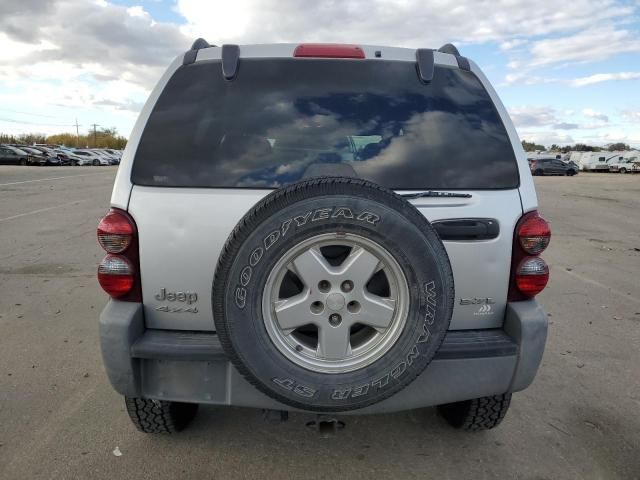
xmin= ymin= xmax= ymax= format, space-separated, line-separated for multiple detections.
xmin=19 ymin=158 xmax=27 ymax=166
xmin=534 ymin=169 xmax=543 ymax=176
xmin=438 ymin=393 xmax=512 ymax=431
xmin=620 ymin=167 xmax=627 ymax=174
xmin=124 ymin=397 xmax=198 ymax=434
xmin=92 ymin=159 xmax=100 ymax=166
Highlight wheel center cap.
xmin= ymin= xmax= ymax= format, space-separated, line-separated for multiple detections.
xmin=326 ymin=293 xmax=346 ymax=311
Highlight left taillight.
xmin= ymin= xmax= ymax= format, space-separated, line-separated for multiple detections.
xmin=97 ymin=208 xmax=141 ymax=301
xmin=508 ymin=211 xmax=551 ymax=301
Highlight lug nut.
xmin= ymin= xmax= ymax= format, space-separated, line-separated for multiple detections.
xmin=341 ymin=280 xmax=353 ymax=293
xmin=318 ymin=280 xmax=331 ymax=293
xmin=329 ymin=314 xmax=342 ymax=327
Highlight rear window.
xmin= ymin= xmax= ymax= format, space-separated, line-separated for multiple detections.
xmin=132 ymin=58 xmax=519 ymax=189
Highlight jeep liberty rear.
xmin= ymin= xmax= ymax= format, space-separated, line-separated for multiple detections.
xmin=98 ymin=41 xmax=549 ymax=433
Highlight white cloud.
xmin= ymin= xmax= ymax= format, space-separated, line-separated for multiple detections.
xmin=501 ymin=73 xmax=557 ymax=86
xmin=528 ymin=26 xmax=640 ymax=67
xmin=583 ymin=108 xmax=609 ymax=123
xmin=508 ymin=106 xmax=559 ymax=128
xmin=175 ymin=0 xmax=635 ymax=47
xmin=620 ymin=110 xmax=640 ymax=123
xmin=519 ymin=131 xmax=575 ymax=146
xmin=500 ymin=39 xmax=528 ymax=51
xmin=126 ymin=6 xmax=148 ymax=18
xmin=570 ymin=72 xmax=640 ymax=87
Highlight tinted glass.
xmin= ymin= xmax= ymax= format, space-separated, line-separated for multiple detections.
xmin=132 ymin=59 xmax=518 ymax=189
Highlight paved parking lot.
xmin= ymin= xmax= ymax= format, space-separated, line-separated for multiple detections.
xmin=0 ymin=166 xmax=639 ymax=479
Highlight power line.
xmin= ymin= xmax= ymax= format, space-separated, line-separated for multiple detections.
xmin=0 ymin=117 xmax=77 ymax=127
xmin=0 ymin=108 xmax=59 ymax=119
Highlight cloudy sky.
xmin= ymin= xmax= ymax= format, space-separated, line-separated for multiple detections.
xmin=0 ymin=0 xmax=639 ymax=147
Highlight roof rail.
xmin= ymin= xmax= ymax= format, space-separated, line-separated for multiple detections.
xmin=438 ymin=43 xmax=460 ymax=56
xmin=437 ymin=43 xmax=470 ymax=71
xmin=183 ymin=38 xmax=213 ymax=65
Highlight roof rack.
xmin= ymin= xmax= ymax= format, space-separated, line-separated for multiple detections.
xmin=183 ymin=38 xmax=214 ymax=65
xmin=437 ymin=43 xmax=470 ymax=71
xmin=437 ymin=43 xmax=460 ymax=56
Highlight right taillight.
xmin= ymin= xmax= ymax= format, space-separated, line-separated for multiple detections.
xmin=509 ymin=211 xmax=551 ymax=301
xmin=96 ymin=208 xmax=141 ymax=302
xmin=518 ymin=214 xmax=550 ymax=254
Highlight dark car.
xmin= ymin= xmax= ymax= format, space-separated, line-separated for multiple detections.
xmin=530 ymin=157 xmax=578 ymax=176
xmin=21 ymin=146 xmax=62 ymax=166
xmin=0 ymin=145 xmax=30 ymax=165
xmin=10 ymin=146 xmax=52 ymax=166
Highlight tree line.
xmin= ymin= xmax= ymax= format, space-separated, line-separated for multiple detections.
xmin=521 ymin=140 xmax=633 ymax=153
xmin=0 ymin=127 xmax=127 ymax=149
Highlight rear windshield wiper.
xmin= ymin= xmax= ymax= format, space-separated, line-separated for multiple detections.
xmin=399 ymin=191 xmax=472 ymax=199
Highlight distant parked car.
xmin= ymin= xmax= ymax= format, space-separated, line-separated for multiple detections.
xmin=102 ymin=149 xmax=122 ymax=164
xmin=91 ymin=149 xmax=119 ymax=165
xmin=530 ymin=157 xmax=578 ymax=176
xmin=609 ymin=156 xmax=640 ymax=173
xmin=72 ymin=149 xmax=110 ymax=166
xmin=18 ymin=146 xmax=61 ymax=166
xmin=0 ymin=145 xmax=30 ymax=165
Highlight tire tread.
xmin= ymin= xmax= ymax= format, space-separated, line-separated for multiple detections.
xmin=124 ymin=397 xmax=198 ymax=434
xmin=213 ymin=177 xmax=455 ymax=412
xmin=438 ymin=393 xmax=512 ymax=431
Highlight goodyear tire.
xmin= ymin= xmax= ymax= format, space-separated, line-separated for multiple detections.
xmin=213 ymin=178 xmax=454 ymax=411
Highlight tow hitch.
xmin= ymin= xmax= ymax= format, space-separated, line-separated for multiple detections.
xmin=306 ymin=415 xmax=345 ymax=437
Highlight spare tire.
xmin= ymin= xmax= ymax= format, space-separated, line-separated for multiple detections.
xmin=213 ymin=178 xmax=454 ymax=411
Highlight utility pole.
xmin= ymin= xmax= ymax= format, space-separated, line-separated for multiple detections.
xmin=90 ymin=123 xmax=99 ymax=148
xmin=73 ymin=118 xmax=81 ymax=148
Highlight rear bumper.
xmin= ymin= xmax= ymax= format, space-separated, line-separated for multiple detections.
xmin=99 ymin=300 xmax=547 ymax=414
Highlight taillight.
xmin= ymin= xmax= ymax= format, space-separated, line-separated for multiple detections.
xmin=518 ymin=214 xmax=550 ymax=254
xmin=508 ymin=211 xmax=551 ymax=301
xmin=293 ymin=44 xmax=365 ymax=59
xmin=515 ymin=257 xmax=549 ymax=297
xmin=97 ymin=210 xmax=133 ymax=253
xmin=97 ymin=208 xmax=141 ymax=302
xmin=98 ymin=255 xmax=135 ymax=297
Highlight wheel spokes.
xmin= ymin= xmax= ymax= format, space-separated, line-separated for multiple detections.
xmin=291 ymin=247 xmax=334 ymax=289
xmin=354 ymin=293 xmax=395 ymax=331
xmin=273 ymin=291 xmax=314 ymax=332
xmin=317 ymin=324 xmax=352 ymax=360
xmin=339 ymin=246 xmax=380 ymax=286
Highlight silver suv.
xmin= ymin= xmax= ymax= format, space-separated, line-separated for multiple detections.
xmin=97 ymin=41 xmax=550 ymax=434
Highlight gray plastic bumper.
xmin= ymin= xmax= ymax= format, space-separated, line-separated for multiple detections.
xmin=99 ymin=299 xmax=547 ymax=413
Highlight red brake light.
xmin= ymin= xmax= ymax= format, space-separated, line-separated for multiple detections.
xmin=293 ymin=44 xmax=365 ymax=59
xmin=518 ymin=214 xmax=550 ymax=254
xmin=97 ymin=210 xmax=134 ymax=253
xmin=515 ymin=257 xmax=549 ymax=297
xmin=98 ymin=255 xmax=135 ymax=297
xmin=97 ymin=208 xmax=141 ymax=302
xmin=508 ymin=210 xmax=551 ymax=301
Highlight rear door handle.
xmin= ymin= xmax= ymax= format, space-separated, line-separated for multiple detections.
xmin=431 ymin=218 xmax=499 ymax=241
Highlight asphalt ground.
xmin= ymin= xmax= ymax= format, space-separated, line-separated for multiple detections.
xmin=0 ymin=166 xmax=638 ymax=479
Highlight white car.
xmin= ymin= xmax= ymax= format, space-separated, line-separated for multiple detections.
xmin=609 ymin=156 xmax=640 ymax=173
xmin=97 ymin=40 xmax=550 ymax=435
xmin=71 ymin=149 xmax=110 ymax=166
